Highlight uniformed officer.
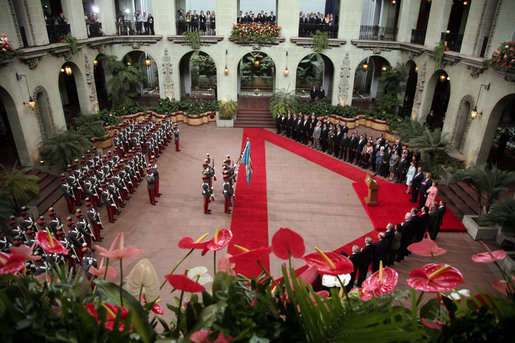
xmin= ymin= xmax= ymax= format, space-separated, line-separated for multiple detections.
xmin=86 ymin=202 xmax=104 ymax=242
xmin=223 ymin=175 xmax=233 ymax=214
xmin=146 ymin=168 xmax=157 ymax=205
xmin=173 ymin=123 xmax=180 ymax=151
xmin=202 ymin=175 xmax=212 ymax=214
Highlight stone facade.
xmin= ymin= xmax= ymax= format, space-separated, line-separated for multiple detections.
xmin=0 ymin=0 xmax=514 ymax=167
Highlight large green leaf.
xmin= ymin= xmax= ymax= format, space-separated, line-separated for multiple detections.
xmin=94 ymin=279 xmax=156 ymax=343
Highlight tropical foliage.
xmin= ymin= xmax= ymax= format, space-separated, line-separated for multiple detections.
xmin=451 ymin=164 xmax=515 ymax=216
xmin=377 ymin=63 xmax=407 ymax=115
xmin=395 ymin=117 xmax=426 ymax=142
xmin=489 ymin=41 xmax=515 ymax=73
xmin=296 ymin=53 xmax=324 ymax=90
xmin=151 ymin=98 xmax=219 ymax=116
xmin=0 ymin=164 xmax=39 ymax=216
xmin=218 ymin=100 xmax=238 ymax=120
xmin=39 ymin=130 xmax=93 ymax=171
xmin=478 ymin=197 xmax=515 ymax=232
xmin=230 ymin=23 xmax=281 ymax=43
xmin=63 ymin=33 xmax=78 ymax=55
xmin=190 ymin=52 xmax=217 ymax=88
xmin=312 ymin=30 xmax=328 ymax=53
xmin=409 ymin=128 xmax=454 ymax=178
xmin=73 ymin=114 xmax=107 ymax=140
xmin=184 ymin=30 xmax=201 ymax=50
xmin=99 ymin=55 xmax=147 ymax=110
xmin=269 ymin=89 xmax=299 ymax=118
xmin=433 ymin=42 xmax=446 ymax=71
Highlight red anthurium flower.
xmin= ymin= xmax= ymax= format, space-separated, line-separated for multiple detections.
xmin=95 ymin=232 xmax=144 ymax=260
xmin=408 ymin=237 xmax=446 ymax=257
xmin=0 ymin=252 xmax=26 ymax=275
xmin=362 ymin=262 xmax=399 ymax=297
xmin=271 ymin=228 xmax=305 ymax=260
xmin=9 ymin=243 xmax=41 ymax=261
xmin=84 ymin=302 xmax=130 ymax=332
xmin=165 ymin=274 xmax=205 ymax=293
xmin=178 ymin=232 xmax=210 ymax=250
xmin=36 ymin=230 xmax=68 ymax=255
xmin=190 ymin=330 xmax=233 ymax=343
xmin=472 ymin=241 xmax=506 ymax=263
xmin=229 ymin=246 xmax=271 ymax=265
xmin=202 ymin=227 xmax=233 ymax=255
xmin=141 ymin=296 xmax=164 ymax=315
xmin=358 ymin=288 xmax=373 ymax=301
xmin=492 ymin=275 xmax=515 ymax=295
xmin=303 ymin=247 xmax=353 ymax=276
xmin=407 ymin=263 xmax=464 ymax=292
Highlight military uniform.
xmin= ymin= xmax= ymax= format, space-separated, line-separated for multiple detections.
xmin=223 ymin=177 xmax=233 ymax=213
xmin=146 ymin=169 xmax=157 ymax=205
xmin=202 ymin=176 xmax=212 ymax=214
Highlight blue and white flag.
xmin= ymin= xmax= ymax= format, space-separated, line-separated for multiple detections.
xmin=241 ymin=139 xmax=252 ymax=185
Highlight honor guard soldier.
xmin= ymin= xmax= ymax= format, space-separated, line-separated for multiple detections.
xmin=202 ymin=175 xmax=212 ymax=214
xmin=48 ymin=208 xmax=63 ymax=235
xmin=66 ymin=217 xmax=87 ymax=263
xmin=82 ymin=248 xmax=97 ymax=281
xmin=223 ymin=175 xmax=233 ymax=214
xmin=86 ymin=202 xmax=103 ymax=242
xmin=21 ymin=207 xmax=36 ymax=235
xmin=8 ymin=215 xmax=22 ymax=246
xmin=146 ymin=168 xmax=157 ymax=205
xmin=0 ymin=230 xmax=10 ymax=252
xmin=75 ymin=209 xmax=93 ymax=247
xmin=150 ymin=158 xmax=161 ymax=197
xmin=173 ymin=124 xmax=180 ymax=151
xmin=101 ymin=184 xmax=117 ymax=223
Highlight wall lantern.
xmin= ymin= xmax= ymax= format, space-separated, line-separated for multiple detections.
xmin=94 ymin=59 xmax=98 ymax=67
xmin=284 ymin=51 xmax=289 ymax=76
xmin=16 ymin=73 xmax=36 ymax=111
xmin=284 ymin=68 xmax=289 ymax=76
xmin=362 ymin=63 xmax=368 ymax=71
xmin=254 ymin=58 xmax=260 ymax=67
xmin=224 ymin=49 xmax=229 ymax=75
xmin=414 ymin=66 xmax=418 ymax=73
xmin=470 ymin=83 xmax=490 ymax=120
xmin=145 ymin=56 xmax=151 ymax=67
xmin=439 ymin=74 xmax=447 ymax=82
xmin=392 ymin=0 xmax=396 ymax=4
xmin=60 ymin=67 xmax=65 ymax=73
xmin=65 ymin=66 xmax=72 ymax=76
xmin=127 ymin=61 xmax=131 ymax=66
xmin=381 ymin=65 xmax=387 ymax=71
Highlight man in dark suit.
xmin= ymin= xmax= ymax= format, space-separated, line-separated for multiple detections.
xmin=333 ymin=126 xmax=342 ymax=158
xmin=339 ymin=132 xmax=349 ymax=160
xmin=372 ymin=233 xmax=389 ymax=273
xmin=357 ymin=237 xmax=375 ymax=287
xmin=348 ymin=132 xmax=359 ymax=163
xmin=419 ymin=173 xmax=433 ymax=209
xmin=310 ymin=85 xmax=318 ymax=101
xmin=275 ymin=112 xmax=282 ymax=134
xmin=410 ymin=167 xmax=424 ymax=203
xmin=346 ymin=245 xmax=361 ymax=292
xmin=433 ymin=201 xmax=446 ymax=240
xmin=356 ymin=134 xmax=367 ymax=165
xmin=396 ymin=153 xmax=409 ymax=183
xmin=416 ymin=206 xmax=430 ymax=242
xmin=317 ymin=86 xmax=325 ymax=100
xmin=428 ymin=203 xmax=440 ymax=240
xmin=321 ymin=123 xmax=329 ymax=152
xmin=398 ymin=212 xmax=414 ymax=261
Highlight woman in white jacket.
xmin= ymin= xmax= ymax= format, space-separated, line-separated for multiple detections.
xmin=405 ymin=161 xmax=416 ymax=194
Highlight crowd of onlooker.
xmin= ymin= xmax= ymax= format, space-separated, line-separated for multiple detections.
xmin=298 ymin=11 xmax=337 ymax=37
xmin=116 ymin=10 xmax=155 ymax=35
xmin=177 ymin=9 xmax=217 ymax=35
xmin=236 ymin=10 xmax=277 ymax=25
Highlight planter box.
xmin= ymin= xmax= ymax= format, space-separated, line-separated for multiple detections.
xmin=463 ymin=215 xmax=497 ymax=240
xmin=216 ymin=111 xmax=235 ymax=128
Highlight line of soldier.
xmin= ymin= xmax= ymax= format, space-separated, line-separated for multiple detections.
xmin=201 ymin=154 xmax=237 ymax=214
xmin=1 ymin=204 xmax=103 ymax=277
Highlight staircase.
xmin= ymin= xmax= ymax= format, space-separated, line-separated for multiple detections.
xmin=234 ymin=95 xmax=275 ymax=128
xmin=27 ymin=169 xmax=62 ymax=216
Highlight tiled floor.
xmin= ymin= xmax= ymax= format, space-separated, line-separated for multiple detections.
xmin=50 ymin=124 xmax=503 ymax=309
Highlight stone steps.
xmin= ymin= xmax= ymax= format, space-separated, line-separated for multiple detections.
xmin=27 ymin=169 xmax=62 ymax=216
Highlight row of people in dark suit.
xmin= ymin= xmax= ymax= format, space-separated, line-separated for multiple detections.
xmin=299 ymin=12 xmax=336 ymax=37
xmin=344 ymin=202 xmax=447 ymax=291
xmin=237 ymin=11 xmax=276 ymax=25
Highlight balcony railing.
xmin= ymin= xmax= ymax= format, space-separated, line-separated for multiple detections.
xmin=87 ymin=22 xmax=103 ymax=38
xmin=298 ymin=22 xmax=338 ymax=38
xmin=176 ymin=21 xmax=216 ymax=35
xmin=46 ymin=24 xmax=70 ymax=43
xmin=359 ymin=25 xmax=396 ymax=41
xmin=441 ymin=32 xmax=463 ymax=53
xmin=410 ymin=29 xmax=426 ymax=45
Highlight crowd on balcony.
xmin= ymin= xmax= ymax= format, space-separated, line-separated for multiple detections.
xmin=236 ymin=10 xmax=277 ymax=25
xmin=44 ymin=12 xmax=71 ymax=43
xmin=116 ymin=10 xmax=155 ymax=35
xmin=84 ymin=12 xmax=103 ymax=38
xmin=177 ymin=9 xmax=216 ymax=35
xmin=299 ymin=11 xmax=337 ymax=38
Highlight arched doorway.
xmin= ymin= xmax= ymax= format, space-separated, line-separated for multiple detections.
xmin=0 ymin=86 xmax=29 ymax=166
xmin=178 ymin=51 xmax=217 ymax=99
xmin=295 ymin=53 xmax=334 ymax=101
xmin=478 ymin=94 xmax=515 ymax=168
xmin=237 ymin=51 xmax=275 ymax=95
xmin=122 ymin=51 xmax=159 ymax=107
xmin=401 ymin=60 xmax=417 ymax=118
xmin=452 ymin=95 xmax=473 ymax=152
xmin=411 ymin=0 xmax=431 ymax=44
xmin=34 ymin=86 xmax=55 ymax=139
xmin=58 ymin=62 xmax=82 ymax=127
xmin=426 ymin=70 xmax=450 ymax=129
xmin=352 ymin=55 xmax=391 ymax=111
xmin=94 ymin=54 xmax=109 ymax=110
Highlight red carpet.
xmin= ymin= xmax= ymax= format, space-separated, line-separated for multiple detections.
xmin=228 ymin=128 xmax=270 ymax=277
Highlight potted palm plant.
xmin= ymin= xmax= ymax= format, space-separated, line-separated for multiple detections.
xmin=451 ymin=164 xmax=515 ymax=240
xmin=216 ymin=100 xmax=238 ymax=127
xmin=39 ymin=130 xmax=93 ymax=172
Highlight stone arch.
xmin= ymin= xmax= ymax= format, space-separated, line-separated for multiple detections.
xmin=352 ymin=55 xmax=391 ymax=109
xmin=420 ymin=69 xmax=450 ymax=127
xmin=178 ymin=50 xmax=218 ymax=98
xmin=237 ymin=51 xmax=276 ymax=95
xmin=33 ymin=86 xmax=55 ymax=140
xmin=0 ymin=86 xmax=30 ymax=166
xmin=58 ymin=61 xmax=90 ymax=125
xmin=122 ymin=50 xmax=160 ymax=103
xmin=94 ymin=53 xmax=109 ymax=110
xmin=295 ymin=53 xmax=334 ymax=100
xmin=452 ymin=95 xmax=474 ymax=152
xmin=402 ymin=60 xmax=417 ymax=117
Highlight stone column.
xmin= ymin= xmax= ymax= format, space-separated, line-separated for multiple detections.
xmin=396 ymin=0 xmax=421 ymax=43
xmin=486 ymin=0 xmax=515 ymax=57
xmin=339 ymin=0 xmax=363 ymax=40
xmin=424 ymin=0 xmax=452 ymax=48
xmin=0 ymin=0 xmax=22 ymax=48
xmin=61 ymin=0 xmax=88 ymax=39
xmin=13 ymin=0 xmax=49 ymax=46
xmin=460 ymin=0 xmax=485 ymax=56
xmin=97 ymin=0 xmax=117 ymax=35
xmin=277 ymin=0 xmax=299 ymax=38
xmin=215 ymin=0 xmax=237 ymax=37
xmin=153 ymin=0 xmax=176 ymax=35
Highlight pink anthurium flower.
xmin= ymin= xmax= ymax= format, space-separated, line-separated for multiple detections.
xmin=229 ymin=246 xmax=271 ymax=266
xmin=407 ymin=263 xmax=464 ymax=292
xmin=95 ymin=232 xmax=144 ymax=260
xmin=492 ymin=275 xmax=515 ymax=295
xmin=178 ymin=232 xmax=210 ymax=250
xmin=0 ymin=252 xmax=26 ymax=275
xmin=362 ymin=261 xmax=399 ymax=297
xmin=89 ymin=257 xmax=117 ymax=279
xmin=165 ymin=274 xmax=205 ymax=293
xmin=218 ymin=254 xmax=236 ymax=276
xmin=84 ymin=302 xmax=130 ymax=332
xmin=202 ymin=227 xmax=233 ymax=255
xmin=472 ymin=241 xmax=506 ymax=263
xmin=303 ymin=247 xmax=353 ymax=276
xmin=408 ymin=236 xmax=446 ymax=257
xmin=9 ymin=242 xmax=41 ymax=261
xmin=421 ymin=318 xmax=444 ymax=330
xmin=36 ymin=230 xmax=68 ymax=255
xmin=190 ymin=330 xmax=233 ymax=343
xmin=271 ymin=228 xmax=305 ymax=260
